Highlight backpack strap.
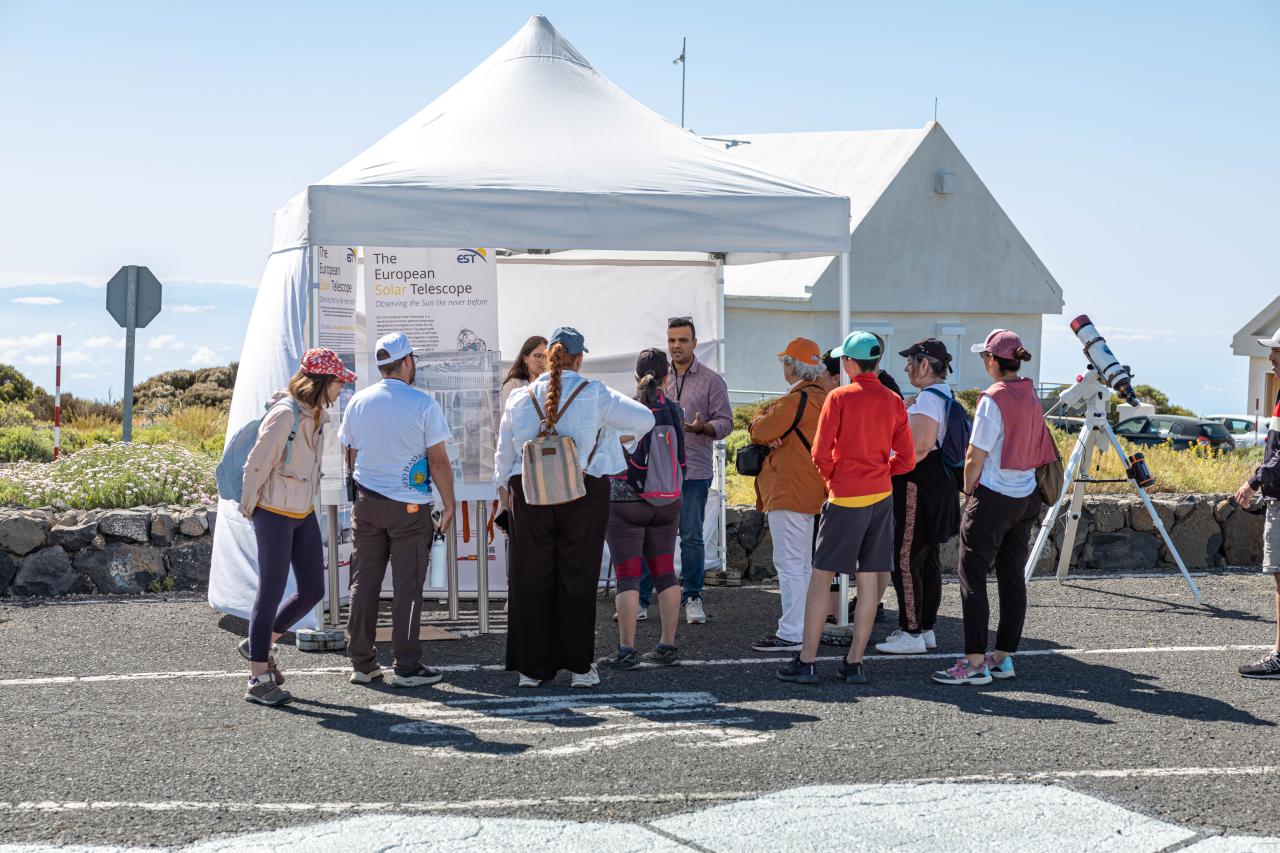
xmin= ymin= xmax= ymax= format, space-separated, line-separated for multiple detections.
xmin=920 ymin=386 xmax=953 ymax=448
xmin=531 ymin=379 xmax=591 ymax=436
xmin=269 ymin=398 xmax=302 ymax=466
xmin=780 ymin=390 xmax=811 ymax=452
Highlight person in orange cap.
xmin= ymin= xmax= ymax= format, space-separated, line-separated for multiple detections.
xmin=747 ymin=338 xmax=829 ymax=652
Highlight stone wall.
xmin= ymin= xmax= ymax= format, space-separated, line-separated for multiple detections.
xmin=0 ymin=505 xmax=215 ymax=597
xmin=726 ymin=494 xmax=1268 ymax=578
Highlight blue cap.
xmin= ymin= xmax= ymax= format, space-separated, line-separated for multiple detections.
xmin=550 ymin=326 xmax=589 ymax=355
xmin=829 ymin=331 xmax=882 ymax=361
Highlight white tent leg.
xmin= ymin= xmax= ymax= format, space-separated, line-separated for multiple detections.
xmin=715 ymin=254 xmax=728 ymax=576
xmin=836 ymin=251 xmax=852 ymax=628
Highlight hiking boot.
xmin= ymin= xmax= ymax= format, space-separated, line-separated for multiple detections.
xmin=837 ymin=658 xmax=868 ymax=684
xmin=600 ymin=649 xmax=640 ymax=670
xmin=238 ymin=638 xmax=284 ymax=685
xmin=640 ymin=645 xmax=679 ymax=666
xmin=1239 ymin=651 xmax=1280 ymax=679
xmin=244 ymin=674 xmax=291 ymax=706
xmin=775 ymin=654 xmax=819 ymax=685
xmin=392 ymin=665 xmax=444 ymax=687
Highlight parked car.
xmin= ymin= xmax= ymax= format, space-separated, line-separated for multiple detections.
xmin=1113 ymin=415 xmax=1236 ymax=452
xmin=1203 ymin=414 xmax=1272 ymax=449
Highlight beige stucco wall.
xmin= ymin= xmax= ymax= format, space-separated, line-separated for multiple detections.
xmin=724 ymin=306 xmax=1046 ymax=399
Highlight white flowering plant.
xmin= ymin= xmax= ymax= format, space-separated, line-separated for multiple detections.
xmin=0 ymin=443 xmax=217 ymax=510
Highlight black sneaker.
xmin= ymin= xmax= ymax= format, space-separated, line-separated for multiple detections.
xmin=391 ymin=665 xmax=444 ymax=687
xmin=600 ymin=649 xmax=640 ymax=670
xmin=640 ymin=645 xmax=679 ymax=666
xmin=1239 ymin=651 xmax=1280 ymax=679
xmin=837 ymin=658 xmax=868 ymax=684
xmin=825 ymin=600 xmax=885 ymax=625
xmin=752 ymin=634 xmax=803 ymax=653
xmin=776 ymin=654 xmax=819 ymax=685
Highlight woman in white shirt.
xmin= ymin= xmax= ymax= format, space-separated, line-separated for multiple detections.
xmin=500 ymin=335 xmax=548 ymax=407
xmin=494 ymin=326 xmax=654 ymax=689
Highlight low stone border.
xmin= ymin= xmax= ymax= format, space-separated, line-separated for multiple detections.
xmin=726 ymin=494 xmax=1267 ymax=578
xmin=0 ymin=506 xmax=215 ymax=597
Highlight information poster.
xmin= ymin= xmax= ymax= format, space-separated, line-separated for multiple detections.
xmin=362 ymin=247 xmax=501 ymax=499
xmin=315 ymin=245 xmax=359 ymax=506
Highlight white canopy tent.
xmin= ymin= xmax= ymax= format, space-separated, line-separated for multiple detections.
xmin=210 ymin=15 xmax=851 ymax=629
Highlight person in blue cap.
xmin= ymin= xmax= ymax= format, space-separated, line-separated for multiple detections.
xmin=494 ymin=326 xmax=655 ymax=688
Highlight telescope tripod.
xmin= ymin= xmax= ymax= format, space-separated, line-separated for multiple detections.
xmin=1023 ymin=369 xmax=1202 ymax=602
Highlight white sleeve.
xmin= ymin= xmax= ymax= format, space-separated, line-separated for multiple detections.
xmin=970 ymin=396 xmax=1003 ymax=454
xmin=599 ymin=384 xmax=655 ymax=452
xmin=907 ymin=390 xmax=946 ymax=425
xmin=494 ymin=402 xmax=516 ymax=487
xmin=337 ymin=400 xmax=359 ymax=449
xmin=422 ymin=399 xmax=452 ymax=449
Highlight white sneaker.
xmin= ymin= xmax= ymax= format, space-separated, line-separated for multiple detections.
xmin=685 ymin=598 xmax=707 ymax=624
xmin=875 ymin=630 xmax=927 ymax=655
xmin=517 ymin=673 xmax=541 ymax=688
xmin=922 ymin=630 xmax=937 ymax=650
xmin=570 ymin=664 xmax=600 ymax=688
xmin=349 ymin=667 xmax=384 ymax=684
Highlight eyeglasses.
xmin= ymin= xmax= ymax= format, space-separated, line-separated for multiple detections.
xmin=530 ymin=353 xmax=547 ymax=362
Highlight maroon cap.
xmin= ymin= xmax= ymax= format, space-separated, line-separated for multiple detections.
xmin=970 ymin=329 xmax=1024 ymax=360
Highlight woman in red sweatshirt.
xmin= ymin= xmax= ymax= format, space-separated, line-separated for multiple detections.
xmin=933 ymin=330 xmax=1057 ymax=687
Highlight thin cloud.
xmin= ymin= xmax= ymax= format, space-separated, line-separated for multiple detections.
xmin=170 ymin=304 xmax=215 ymax=313
xmin=148 ymin=334 xmax=179 ymax=350
xmin=12 ymin=296 xmax=62 ymax=306
xmin=84 ymin=336 xmax=115 ymax=348
xmin=189 ymin=346 xmax=219 ymax=366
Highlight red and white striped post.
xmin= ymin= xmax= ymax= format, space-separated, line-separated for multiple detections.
xmin=53 ymin=334 xmax=62 ymax=460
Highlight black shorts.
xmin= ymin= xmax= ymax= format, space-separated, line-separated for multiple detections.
xmin=813 ymin=498 xmax=894 ymax=575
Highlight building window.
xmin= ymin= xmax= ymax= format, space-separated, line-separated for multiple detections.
xmin=936 ymin=323 xmax=965 ymax=380
xmin=857 ymin=322 xmax=894 ymax=367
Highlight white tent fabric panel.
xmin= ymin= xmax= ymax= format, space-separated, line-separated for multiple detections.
xmin=272 ymin=16 xmax=849 ymax=255
xmin=208 ymin=248 xmax=316 ymax=628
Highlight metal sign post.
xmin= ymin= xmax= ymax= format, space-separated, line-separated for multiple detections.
xmin=105 ymin=265 xmax=162 ymax=442
xmin=476 ymin=501 xmax=490 ymax=634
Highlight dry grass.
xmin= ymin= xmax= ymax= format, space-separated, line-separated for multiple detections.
xmin=169 ymin=405 xmax=228 ymax=442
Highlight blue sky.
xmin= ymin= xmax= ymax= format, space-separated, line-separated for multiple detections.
xmin=1 ymin=1 xmax=1276 ymax=411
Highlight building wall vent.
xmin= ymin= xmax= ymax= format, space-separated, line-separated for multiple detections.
xmin=934 ymin=170 xmax=956 ymax=194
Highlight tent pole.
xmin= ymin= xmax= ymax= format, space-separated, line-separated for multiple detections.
xmin=304 ymin=245 xmax=328 ymax=630
xmin=715 ymin=254 xmax=728 ymax=578
xmin=836 ymin=251 xmax=852 ymax=628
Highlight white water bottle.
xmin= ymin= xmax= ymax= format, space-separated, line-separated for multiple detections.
xmin=428 ymin=532 xmax=447 ymax=590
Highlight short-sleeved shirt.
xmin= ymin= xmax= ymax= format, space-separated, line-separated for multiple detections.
xmin=907 ymin=383 xmax=953 ymax=445
xmin=338 ymin=378 xmax=451 ymax=504
xmin=970 ymin=396 xmax=1037 ymax=498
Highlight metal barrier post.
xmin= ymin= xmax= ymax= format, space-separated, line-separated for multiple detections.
xmin=325 ymin=505 xmax=341 ymax=627
xmin=476 ymin=500 xmax=490 ymax=634
xmin=446 ymin=500 xmax=460 ymax=621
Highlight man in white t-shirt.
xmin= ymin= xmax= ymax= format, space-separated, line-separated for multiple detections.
xmin=339 ymin=332 xmax=455 ymax=688
xmin=877 ymin=339 xmax=961 ymax=655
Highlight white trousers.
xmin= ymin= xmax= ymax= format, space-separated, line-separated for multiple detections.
xmin=768 ymin=509 xmax=815 ymax=643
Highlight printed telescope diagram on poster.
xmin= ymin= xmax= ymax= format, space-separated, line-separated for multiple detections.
xmin=363 ymin=247 xmax=501 ymax=500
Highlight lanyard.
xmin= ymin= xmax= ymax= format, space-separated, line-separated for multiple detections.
xmin=674 ymin=367 xmax=691 ymax=402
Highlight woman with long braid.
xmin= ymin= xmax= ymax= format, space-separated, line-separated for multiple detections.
xmin=494 ymin=327 xmax=654 ymax=688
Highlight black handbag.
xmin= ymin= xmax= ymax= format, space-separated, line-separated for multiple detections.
xmin=735 ymin=392 xmax=809 ymax=477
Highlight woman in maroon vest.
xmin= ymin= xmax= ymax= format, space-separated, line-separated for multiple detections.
xmin=933 ymin=330 xmax=1056 ymax=686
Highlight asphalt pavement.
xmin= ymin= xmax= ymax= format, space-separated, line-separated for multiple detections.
xmin=0 ymin=571 xmax=1278 ymax=851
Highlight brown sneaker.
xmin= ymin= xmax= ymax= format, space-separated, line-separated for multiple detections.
xmin=244 ymin=674 xmax=291 ymax=706
xmin=238 ymin=638 xmax=285 ymax=686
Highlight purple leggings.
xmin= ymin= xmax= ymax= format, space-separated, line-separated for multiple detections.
xmin=249 ymin=509 xmax=325 ymax=662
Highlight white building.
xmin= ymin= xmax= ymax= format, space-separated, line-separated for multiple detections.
xmin=715 ymin=122 xmax=1064 ymax=399
xmin=1232 ymin=295 xmax=1280 ymax=417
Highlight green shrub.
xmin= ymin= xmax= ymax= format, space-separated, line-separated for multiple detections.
xmin=954 ymin=388 xmax=981 ymax=416
xmin=0 ymin=442 xmax=217 ymax=509
xmin=0 ymin=427 xmax=53 ymax=462
xmin=725 ymin=428 xmax=752 ymax=467
xmin=0 ymin=401 xmax=35 ymax=428
xmin=0 ymin=363 xmax=42 ymax=404
xmin=733 ymin=399 xmax=778 ymax=431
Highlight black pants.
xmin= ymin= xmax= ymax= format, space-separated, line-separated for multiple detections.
xmin=958 ymin=485 xmax=1042 ymax=655
xmin=506 ymin=474 xmax=610 ymax=680
xmin=249 ymin=509 xmax=325 ymax=663
xmin=891 ymin=482 xmax=942 ymax=633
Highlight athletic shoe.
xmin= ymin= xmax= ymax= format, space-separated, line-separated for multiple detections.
xmin=1239 ymin=651 xmax=1280 ymax=679
xmin=244 ymin=674 xmax=291 ymax=706
xmin=640 ymin=645 xmax=679 ymax=666
xmin=922 ymin=630 xmax=938 ymax=650
xmin=931 ymin=658 xmax=992 ymax=686
xmin=517 ymin=673 xmax=541 ymax=688
xmin=875 ymin=630 xmax=927 ymax=655
xmin=825 ymin=600 xmax=885 ymax=625
xmin=237 ymin=638 xmax=284 ymax=686
xmin=611 ymin=608 xmax=648 ymax=622
xmin=348 ymin=667 xmax=384 ymax=685
xmin=836 ymin=658 xmax=868 ymax=684
xmin=685 ymin=598 xmax=707 ymax=624
xmin=775 ymin=654 xmax=819 ymax=685
xmin=600 ymin=649 xmax=639 ymax=670
xmin=570 ymin=664 xmax=601 ymax=688
xmin=391 ymin=665 xmax=444 ymax=687
xmin=986 ymin=653 xmax=1016 ymax=680
xmin=752 ymin=634 xmax=803 ymax=652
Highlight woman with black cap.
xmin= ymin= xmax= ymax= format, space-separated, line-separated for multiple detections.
xmin=494 ymin=327 xmax=654 ymax=688
xmin=600 ymin=348 xmax=687 ymax=670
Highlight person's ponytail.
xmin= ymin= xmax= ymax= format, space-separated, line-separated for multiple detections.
xmin=1013 ymin=346 xmax=1033 ymax=363
xmin=636 ymin=372 xmax=660 ymax=407
xmin=544 ymin=342 xmax=569 ymax=424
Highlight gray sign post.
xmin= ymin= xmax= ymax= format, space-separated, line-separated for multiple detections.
xmin=105 ymin=265 xmax=162 ymax=442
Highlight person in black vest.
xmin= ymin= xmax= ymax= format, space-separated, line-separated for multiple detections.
xmin=877 ymin=339 xmax=961 ymax=655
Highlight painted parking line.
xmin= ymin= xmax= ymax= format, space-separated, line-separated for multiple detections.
xmin=0 ymin=643 xmax=1268 ymax=688
xmin=370 ymin=691 xmax=774 ymax=757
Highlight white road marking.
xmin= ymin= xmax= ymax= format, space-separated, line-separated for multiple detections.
xmin=0 ymin=643 xmax=1268 ymax=687
xmin=922 ymin=764 xmax=1280 ymax=783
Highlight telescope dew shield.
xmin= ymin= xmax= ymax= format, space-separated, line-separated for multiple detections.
xmin=1070 ymin=315 xmax=1138 ymax=405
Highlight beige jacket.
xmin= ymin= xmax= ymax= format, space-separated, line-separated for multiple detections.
xmin=239 ymin=391 xmax=329 ymax=518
